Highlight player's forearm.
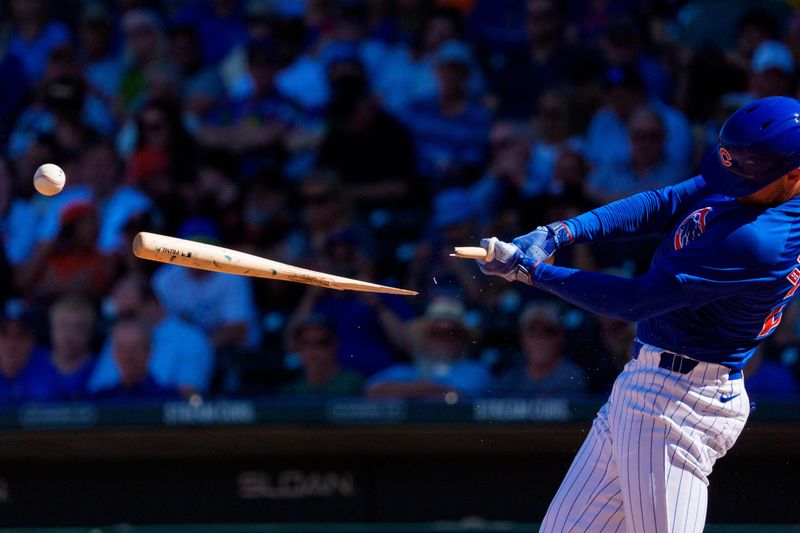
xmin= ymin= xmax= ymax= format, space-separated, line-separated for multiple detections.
xmin=529 ymin=261 xmax=691 ymax=322
xmin=564 ymin=176 xmax=707 ymax=245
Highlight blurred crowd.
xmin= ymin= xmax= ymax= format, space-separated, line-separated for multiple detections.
xmin=2 ymin=0 xmax=800 ymax=405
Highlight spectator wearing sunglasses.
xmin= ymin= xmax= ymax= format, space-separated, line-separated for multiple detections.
xmin=279 ymin=315 xmax=364 ymax=396
xmin=494 ymin=300 xmax=586 ymax=396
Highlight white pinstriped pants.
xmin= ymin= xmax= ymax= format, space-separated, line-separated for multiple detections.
xmin=540 ymin=342 xmax=750 ymax=533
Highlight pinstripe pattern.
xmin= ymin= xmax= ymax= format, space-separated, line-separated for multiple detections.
xmin=540 ymin=342 xmax=749 ymax=533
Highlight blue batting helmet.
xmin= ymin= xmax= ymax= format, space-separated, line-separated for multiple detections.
xmin=701 ymin=96 xmax=800 ymax=197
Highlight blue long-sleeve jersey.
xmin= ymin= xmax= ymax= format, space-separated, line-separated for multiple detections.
xmin=528 ymin=176 xmax=800 ymax=369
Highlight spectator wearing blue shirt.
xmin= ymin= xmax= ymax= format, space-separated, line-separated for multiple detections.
xmin=152 ymin=218 xmax=261 ymax=351
xmin=6 ymin=0 xmax=71 ymax=83
xmin=92 ymin=318 xmax=181 ymax=402
xmin=588 ymin=106 xmax=688 ymax=203
xmin=495 ymin=301 xmax=587 ymax=396
xmin=89 ymin=275 xmax=214 ymax=397
xmin=366 ymin=297 xmax=491 ymax=399
xmin=37 ymin=295 xmax=98 ymax=401
xmin=398 ymin=41 xmax=492 ymax=191
xmin=0 ymin=304 xmax=51 ymax=402
xmin=584 ymin=66 xmax=692 ymax=175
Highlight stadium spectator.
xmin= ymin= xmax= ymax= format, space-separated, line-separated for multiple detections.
xmin=277 ymin=172 xmax=362 ymax=266
xmin=584 ymin=66 xmax=691 ymax=173
xmin=495 ymin=301 xmax=587 ymax=396
xmin=398 ymin=41 xmax=491 ymax=190
xmin=37 ymin=294 xmax=98 ymax=400
xmin=279 ymin=314 xmax=364 ymax=396
xmin=118 ymin=9 xmax=171 ymax=112
xmin=598 ymin=17 xmax=673 ymax=104
xmin=79 ymin=140 xmax=153 ymax=254
xmin=23 ymin=201 xmax=114 ymax=302
xmin=749 ymin=40 xmax=795 ymax=100
xmin=92 ymin=317 xmax=181 ymax=401
xmin=89 ymin=275 xmax=214 ymax=397
xmin=366 ymin=297 xmax=491 ymax=399
xmin=317 ymin=72 xmax=415 ymax=212
xmin=0 ymin=48 xmax=29 ymax=149
xmin=525 ymin=89 xmax=584 ymax=197
xmin=172 ymin=0 xmax=247 ymax=66
xmin=9 ymin=74 xmax=99 ymax=160
xmin=151 ymin=218 xmax=261 ymax=351
xmin=169 ymin=25 xmax=225 ymax=121
xmin=588 ymin=106 xmax=688 ymax=203
xmin=197 ymin=38 xmax=304 ymax=176
xmin=485 ymin=0 xmax=578 ymax=118
xmin=406 ymin=187 xmax=484 ymax=304
xmin=0 ymin=303 xmax=50 ymax=402
xmin=374 ymin=6 xmax=486 ymax=114
xmin=288 ymin=229 xmax=411 ymax=377
xmin=77 ymin=2 xmax=122 ymax=109
xmin=6 ymin=0 xmax=71 ymax=83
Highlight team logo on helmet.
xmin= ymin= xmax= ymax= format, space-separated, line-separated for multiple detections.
xmin=719 ymin=147 xmax=733 ymax=167
xmin=674 ymin=207 xmax=713 ymax=250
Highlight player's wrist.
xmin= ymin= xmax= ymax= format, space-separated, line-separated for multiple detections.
xmin=546 ymin=221 xmax=574 ymax=249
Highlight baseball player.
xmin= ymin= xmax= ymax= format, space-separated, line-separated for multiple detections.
xmin=477 ymin=96 xmax=800 ymax=532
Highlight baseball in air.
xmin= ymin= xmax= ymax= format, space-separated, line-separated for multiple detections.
xmin=33 ymin=163 xmax=66 ymax=196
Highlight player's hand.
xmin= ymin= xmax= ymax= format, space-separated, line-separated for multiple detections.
xmin=512 ymin=222 xmax=572 ymax=262
xmin=476 ymin=237 xmax=531 ymax=284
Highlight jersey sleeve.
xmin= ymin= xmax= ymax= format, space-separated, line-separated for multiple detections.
xmin=654 ymin=223 xmax=777 ymax=309
xmin=565 ymin=175 xmax=709 ymax=244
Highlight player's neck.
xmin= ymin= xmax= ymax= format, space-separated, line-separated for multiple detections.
xmin=738 ymin=170 xmax=800 ymax=206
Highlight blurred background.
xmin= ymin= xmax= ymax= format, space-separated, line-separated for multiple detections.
xmin=0 ymin=0 xmax=799 ymax=531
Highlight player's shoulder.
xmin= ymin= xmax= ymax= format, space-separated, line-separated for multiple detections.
xmin=716 ymin=203 xmax=799 ymax=268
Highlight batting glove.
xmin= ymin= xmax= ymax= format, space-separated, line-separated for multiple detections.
xmin=477 ymin=237 xmax=534 ymax=285
xmin=512 ymin=221 xmax=573 ymax=263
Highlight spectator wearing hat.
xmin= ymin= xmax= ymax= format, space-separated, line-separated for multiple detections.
xmin=36 ymin=294 xmax=98 ymax=400
xmin=749 ymin=40 xmax=795 ymax=99
xmin=366 ymin=297 xmax=491 ymax=399
xmin=92 ymin=317 xmax=181 ymax=402
xmin=24 ymin=199 xmax=114 ymax=302
xmin=495 ymin=301 xmax=587 ymax=396
xmin=407 ymin=188 xmax=484 ymax=304
xmin=279 ymin=315 xmax=364 ymax=396
xmin=584 ymin=65 xmax=691 ymax=173
xmin=151 ymin=218 xmax=261 ymax=351
xmin=0 ymin=303 xmax=51 ymax=402
xmin=89 ymin=274 xmax=214 ymax=397
xmin=397 ymin=40 xmax=492 ymax=191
